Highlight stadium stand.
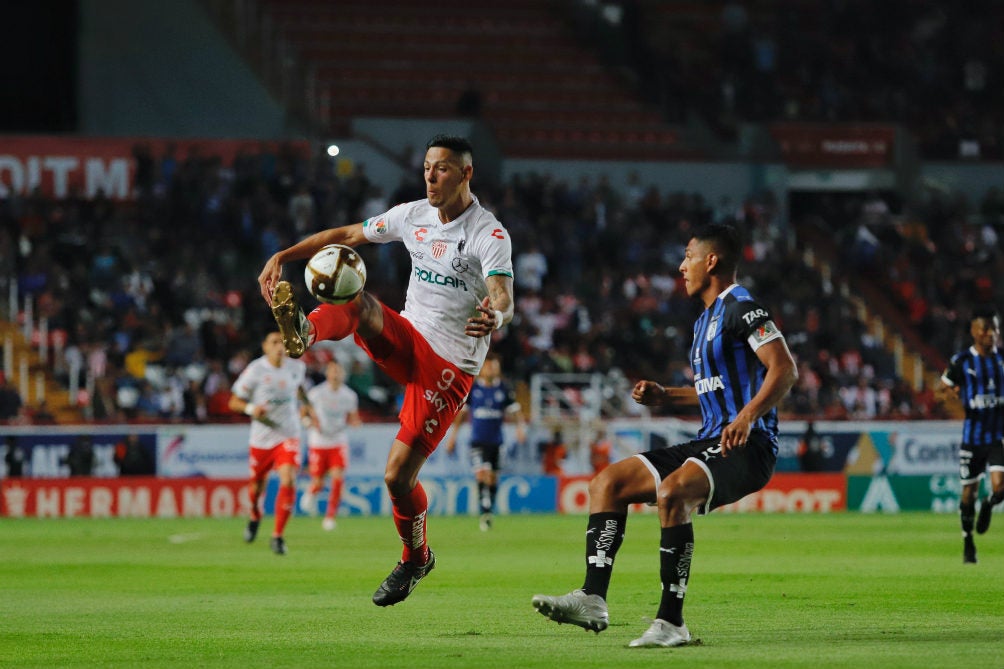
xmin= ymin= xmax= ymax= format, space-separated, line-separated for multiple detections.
xmin=4 ymin=0 xmax=1001 ymax=426
xmin=259 ymin=0 xmax=698 ymax=159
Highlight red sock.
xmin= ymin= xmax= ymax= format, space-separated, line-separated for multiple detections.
xmin=309 ymin=482 xmax=322 ymax=495
xmin=308 ymin=302 xmax=360 ymax=342
xmin=326 ymin=479 xmax=343 ymax=519
xmin=248 ymin=483 xmax=262 ymax=521
xmin=391 ymin=482 xmax=429 ymax=565
xmin=274 ymin=485 xmax=294 ymax=537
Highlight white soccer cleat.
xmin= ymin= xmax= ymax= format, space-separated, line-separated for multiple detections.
xmin=298 ymin=490 xmax=316 ymax=516
xmin=531 ymin=589 xmax=608 ymax=633
xmin=628 ymin=618 xmax=691 ymax=648
xmin=322 ymin=517 xmax=337 ymax=531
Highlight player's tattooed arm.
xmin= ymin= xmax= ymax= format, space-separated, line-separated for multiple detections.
xmin=465 ymin=274 xmax=514 ymax=338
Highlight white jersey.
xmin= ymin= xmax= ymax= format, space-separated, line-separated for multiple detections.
xmin=230 ymin=355 xmax=307 ymax=448
xmin=307 ymin=382 xmax=359 ymax=448
xmin=362 ymin=196 xmax=513 ymax=375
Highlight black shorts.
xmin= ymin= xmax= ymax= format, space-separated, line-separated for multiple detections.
xmin=636 ymin=431 xmax=777 ymax=513
xmin=960 ymin=441 xmax=1004 ymax=484
xmin=470 ymin=441 xmax=501 ymax=473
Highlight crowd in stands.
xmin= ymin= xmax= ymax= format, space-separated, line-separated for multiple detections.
xmin=4 ymin=139 xmax=995 ymax=427
xmin=613 ymin=0 xmax=1004 ymax=159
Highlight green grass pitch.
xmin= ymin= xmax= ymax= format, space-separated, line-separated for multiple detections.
xmin=1 ymin=512 xmax=1001 ymax=668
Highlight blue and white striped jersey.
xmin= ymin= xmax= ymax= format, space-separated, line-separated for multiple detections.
xmin=690 ymin=284 xmax=784 ymax=452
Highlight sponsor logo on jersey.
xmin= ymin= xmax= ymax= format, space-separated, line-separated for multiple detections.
xmin=410 ymin=251 xmax=425 ymax=260
xmin=452 ymin=257 xmax=469 ymax=273
xmin=694 ymin=375 xmax=725 ymax=395
xmin=969 ymin=393 xmax=1004 ymax=409
xmin=472 ymin=407 xmax=503 ymax=420
xmin=742 ymin=308 xmax=769 ymax=325
xmin=414 ymin=267 xmax=468 ymax=291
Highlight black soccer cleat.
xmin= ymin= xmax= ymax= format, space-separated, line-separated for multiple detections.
xmin=244 ymin=519 xmax=260 ymax=543
xmin=270 ymin=536 xmax=287 ymax=556
xmin=372 ymin=550 xmax=436 ymax=606
xmin=975 ymin=497 xmax=994 ymax=534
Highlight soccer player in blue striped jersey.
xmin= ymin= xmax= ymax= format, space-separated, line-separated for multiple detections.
xmin=937 ymin=308 xmax=1004 ymax=564
xmin=532 ymin=223 xmax=797 ymax=647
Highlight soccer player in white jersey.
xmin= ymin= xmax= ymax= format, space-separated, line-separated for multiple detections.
xmin=300 ymin=359 xmax=362 ymax=530
xmin=229 ymin=331 xmax=313 ymax=556
xmin=257 ymin=135 xmax=515 ymax=606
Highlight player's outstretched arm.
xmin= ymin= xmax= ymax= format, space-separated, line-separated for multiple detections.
xmin=632 ymin=380 xmax=698 ymax=407
xmin=258 ymin=223 xmax=368 ymax=304
xmin=934 ymin=380 xmax=959 ymax=404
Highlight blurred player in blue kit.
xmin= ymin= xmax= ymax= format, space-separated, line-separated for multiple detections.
xmin=445 ymin=352 xmax=526 ymax=530
xmin=936 ymin=308 xmax=1004 ymax=564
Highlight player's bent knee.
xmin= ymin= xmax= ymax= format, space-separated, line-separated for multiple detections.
xmin=656 ymin=474 xmax=705 ymax=513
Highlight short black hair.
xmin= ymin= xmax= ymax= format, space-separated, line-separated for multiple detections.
xmin=692 ymin=223 xmax=742 ymax=274
xmin=427 ymin=134 xmax=473 ymax=158
xmin=971 ymin=306 xmax=1000 ymax=325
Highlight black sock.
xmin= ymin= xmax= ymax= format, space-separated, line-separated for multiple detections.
xmin=961 ymin=501 xmax=975 ymax=536
xmin=488 ymin=483 xmax=498 ymax=512
xmin=989 ymin=491 xmax=1004 ymax=506
xmin=581 ymin=512 xmax=626 ymax=599
xmin=656 ymin=523 xmax=694 ymax=627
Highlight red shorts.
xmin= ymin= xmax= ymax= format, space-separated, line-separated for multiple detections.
xmin=307 ymin=445 xmax=348 ymax=476
xmin=354 ymin=304 xmax=474 ymax=456
xmin=249 ymin=438 xmax=301 ymax=480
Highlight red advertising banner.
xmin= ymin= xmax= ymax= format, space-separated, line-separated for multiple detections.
xmin=769 ymin=123 xmax=896 ymax=168
xmin=557 ymin=472 xmax=846 ymax=514
xmin=0 ymin=136 xmax=311 ymax=200
xmin=718 ymin=473 xmax=846 ymax=513
xmin=1 ymin=477 xmax=251 ymax=518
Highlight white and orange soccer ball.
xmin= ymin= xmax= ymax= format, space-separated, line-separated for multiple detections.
xmin=303 ymin=244 xmax=367 ymax=304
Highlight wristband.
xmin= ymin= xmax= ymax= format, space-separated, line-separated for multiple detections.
xmin=243 ymin=403 xmax=257 ymax=417
xmin=493 ymin=310 xmax=504 ymax=330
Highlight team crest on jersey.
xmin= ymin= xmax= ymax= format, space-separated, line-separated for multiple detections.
xmin=431 ymin=240 xmax=448 ymax=258
xmin=706 ymin=317 xmax=719 ymax=341
xmin=364 ymin=217 xmax=387 ymax=235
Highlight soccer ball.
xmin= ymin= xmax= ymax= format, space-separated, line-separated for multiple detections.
xmin=304 ymin=244 xmax=367 ymax=304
